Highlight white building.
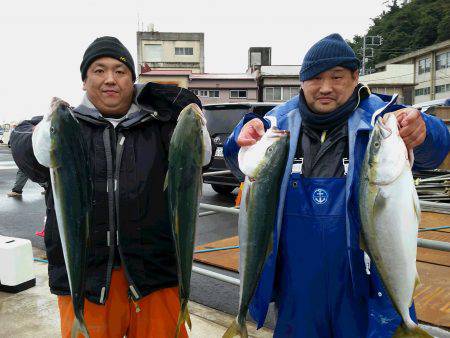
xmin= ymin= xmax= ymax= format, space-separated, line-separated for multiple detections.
xmin=375 ymin=40 xmax=450 ymax=104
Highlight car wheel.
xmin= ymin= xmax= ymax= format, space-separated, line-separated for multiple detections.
xmin=211 ymin=184 xmax=235 ymax=195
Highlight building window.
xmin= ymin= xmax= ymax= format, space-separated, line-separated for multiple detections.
xmin=436 ymin=53 xmax=448 ymax=70
xmin=415 ymin=87 xmax=430 ymax=96
xmin=143 ymin=44 xmax=163 ymax=62
xmin=230 ymin=90 xmax=247 ymax=99
xmin=250 ymin=52 xmax=262 ymax=66
xmin=264 ymin=87 xmax=298 ymax=101
xmin=208 ymin=90 xmax=219 ymax=98
xmin=418 ymin=57 xmax=431 ymax=75
xmin=283 ymin=87 xmax=299 ymax=100
xmin=175 ymin=47 xmax=193 ymax=56
xmin=435 ymin=84 xmax=446 ymax=94
xmin=193 ymin=89 xmax=219 ymax=98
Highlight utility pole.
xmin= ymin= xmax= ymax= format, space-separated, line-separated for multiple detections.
xmin=361 ymin=35 xmax=382 ymax=75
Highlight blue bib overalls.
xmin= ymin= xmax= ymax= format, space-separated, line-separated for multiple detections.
xmin=274 ymin=166 xmax=369 ymax=338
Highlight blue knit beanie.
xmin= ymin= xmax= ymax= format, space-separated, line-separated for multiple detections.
xmin=300 ymin=33 xmax=360 ymax=81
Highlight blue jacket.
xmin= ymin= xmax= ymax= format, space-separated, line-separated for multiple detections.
xmin=224 ymin=93 xmax=449 ymax=328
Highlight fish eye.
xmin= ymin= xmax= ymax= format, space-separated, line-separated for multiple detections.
xmin=267 ymin=146 xmax=273 ymax=153
xmin=50 ymin=127 xmax=55 ymax=134
xmin=374 ymin=141 xmax=380 ymax=148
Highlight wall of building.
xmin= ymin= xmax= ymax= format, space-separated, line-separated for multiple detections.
xmin=191 ymin=88 xmax=258 ymax=105
xmin=434 ymin=48 xmax=450 ymax=101
xmin=360 ymin=64 xmax=414 ymax=85
xmin=136 ymin=31 xmax=205 ymax=73
xmin=189 ymin=79 xmax=257 ymax=89
xmin=262 ymin=77 xmax=300 ymax=86
xmin=140 ymin=40 xmax=201 ymax=63
xmin=138 ymin=75 xmax=189 ymax=88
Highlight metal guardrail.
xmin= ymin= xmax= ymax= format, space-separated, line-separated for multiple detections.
xmin=192 ymin=266 xmax=240 ymax=286
xmin=418 ymin=238 xmax=450 ymax=252
xmin=197 ymin=172 xmax=450 ymax=286
xmin=199 ymin=203 xmax=240 ymax=215
xmin=202 ymin=170 xmax=232 ymax=177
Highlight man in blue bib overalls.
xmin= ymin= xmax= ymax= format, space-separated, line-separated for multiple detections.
xmin=224 ymin=33 xmax=449 ymax=337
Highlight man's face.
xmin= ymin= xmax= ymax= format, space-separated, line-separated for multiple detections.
xmin=301 ymin=67 xmax=359 ymax=114
xmin=83 ymin=57 xmax=134 ymax=116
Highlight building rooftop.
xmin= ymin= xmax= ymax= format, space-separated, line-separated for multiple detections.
xmin=360 ymin=64 xmax=414 ymax=86
xmin=260 ymin=65 xmax=301 ymax=76
xmin=140 ymin=69 xmax=193 ymax=76
xmin=375 ymin=39 xmax=450 ymax=68
xmin=189 ymin=73 xmax=256 ymax=80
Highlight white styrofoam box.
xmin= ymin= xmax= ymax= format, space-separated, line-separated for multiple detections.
xmin=0 ymin=235 xmax=35 ymax=286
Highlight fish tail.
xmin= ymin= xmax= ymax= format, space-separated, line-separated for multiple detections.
xmin=393 ymin=321 xmax=432 ymax=338
xmin=222 ymin=317 xmax=248 ymax=338
xmin=174 ymin=300 xmax=191 ymax=338
xmin=70 ymin=317 xmax=90 ymax=338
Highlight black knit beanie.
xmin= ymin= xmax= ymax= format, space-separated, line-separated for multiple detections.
xmin=80 ymin=36 xmax=136 ymax=81
xmin=300 ymin=33 xmax=360 ymax=81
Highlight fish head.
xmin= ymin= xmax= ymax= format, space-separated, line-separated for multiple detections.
xmin=177 ymin=103 xmax=211 ymax=166
xmin=48 ymin=98 xmax=79 ymax=168
xmin=32 ymin=97 xmax=73 ymax=168
xmin=367 ymin=113 xmax=408 ymax=185
xmin=239 ymin=127 xmax=289 ymax=179
xmin=178 ymin=103 xmax=206 ymax=125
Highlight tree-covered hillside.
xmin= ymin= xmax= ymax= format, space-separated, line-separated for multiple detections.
xmin=349 ymin=0 xmax=450 ymax=73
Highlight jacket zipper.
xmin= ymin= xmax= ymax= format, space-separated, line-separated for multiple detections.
xmin=114 ymin=131 xmax=142 ymax=301
xmin=100 ymin=126 xmax=117 ymax=304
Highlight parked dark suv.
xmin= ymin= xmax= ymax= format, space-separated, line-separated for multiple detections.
xmin=203 ymin=102 xmax=277 ymax=194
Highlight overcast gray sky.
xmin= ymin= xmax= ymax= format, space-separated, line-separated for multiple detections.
xmin=0 ymin=0 xmax=387 ymax=122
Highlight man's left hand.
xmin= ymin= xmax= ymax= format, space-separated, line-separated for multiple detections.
xmin=392 ymin=108 xmax=426 ymax=150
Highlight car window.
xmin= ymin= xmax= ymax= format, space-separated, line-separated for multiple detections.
xmin=203 ymin=108 xmax=251 ymax=135
xmin=203 ymin=105 xmax=277 ymax=136
xmin=252 ymin=106 xmax=275 ymax=116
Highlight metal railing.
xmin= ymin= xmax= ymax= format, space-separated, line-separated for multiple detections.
xmin=196 ymin=171 xmax=450 ymax=287
xmin=202 ymin=170 xmax=232 ymax=177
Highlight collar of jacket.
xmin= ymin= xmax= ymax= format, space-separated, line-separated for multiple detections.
xmin=73 ymin=81 xmax=202 ymax=127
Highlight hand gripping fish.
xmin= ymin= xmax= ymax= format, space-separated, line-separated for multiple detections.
xmin=223 ymin=122 xmax=289 ymax=338
xmin=33 ymin=98 xmax=92 ymax=338
xmin=359 ymin=113 xmax=431 ymax=338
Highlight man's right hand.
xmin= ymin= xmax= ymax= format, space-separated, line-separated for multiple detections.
xmin=237 ymin=118 xmax=266 ymax=147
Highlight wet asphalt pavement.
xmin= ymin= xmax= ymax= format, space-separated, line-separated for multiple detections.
xmin=0 ymin=145 xmax=276 ymax=328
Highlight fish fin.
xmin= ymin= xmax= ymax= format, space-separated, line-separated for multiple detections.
xmin=222 ymin=317 xmax=248 ymax=338
xmin=412 ymin=272 xmax=421 ymax=301
xmin=359 ymin=233 xmax=368 ymax=252
xmin=244 ymin=180 xmax=252 ymax=211
xmin=174 ymin=300 xmax=191 ymax=338
xmin=265 ymin=230 xmax=274 ymax=259
xmin=407 ymin=149 xmax=415 ymax=168
xmin=373 ymin=189 xmax=388 ymax=219
xmin=71 ymin=317 xmax=90 ymax=338
xmin=412 ymin=191 xmax=421 ymax=224
xmin=393 ymin=322 xmax=432 ymax=338
xmin=164 ymin=172 xmax=169 ymax=191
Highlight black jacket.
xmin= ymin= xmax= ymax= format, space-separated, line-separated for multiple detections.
xmin=295 ymin=121 xmax=349 ymax=178
xmin=11 ymin=83 xmax=202 ymax=304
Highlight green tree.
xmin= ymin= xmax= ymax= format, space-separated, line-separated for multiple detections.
xmin=349 ymin=0 xmax=449 ymax=73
